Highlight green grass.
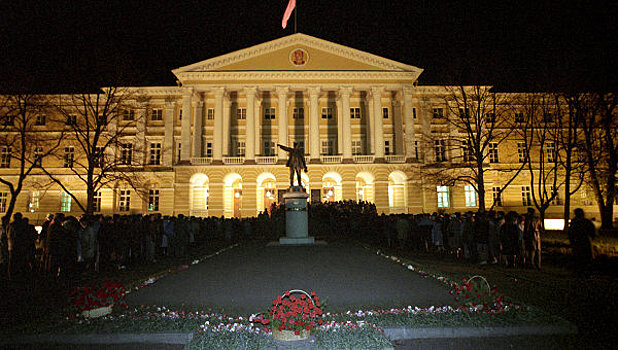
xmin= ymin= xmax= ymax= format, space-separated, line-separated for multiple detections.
xmin=543 ymin=230 xmax=618 ymax=257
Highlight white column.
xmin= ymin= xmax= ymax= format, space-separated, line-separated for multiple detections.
xmin=163 ymin=102 xmax=175 ymax=166
xmin=372 ymin=86 xmax=385 ymax=159
xmin=135 ymin=107 xmax=146 ymax=165
xmin=192 ymin=99 xmax=203 ymax=158
xmin=403 ymin=87 xmax=416 ymax=161
xmin=180 ymin=91 xmax=193 ymax=162
xmin=255 ymin=96 xmax=262 ymax=156
xmin=276 ymin=86 xmax=289 ymax=158
xmin=336 ymin=96 xmax=343 ymax=155
xmin=222 ymin=93 xmax=231 ymax=156
xmin=213 ymin=87 xmax=224 ymax=161
xmin=244 ymin=87 xmax=257 ymax=161
xmin=308 ymin=87 xmax=320 ymax=161
xmin=393 ymin=100 xmax=404 ymax=155
xmin=340 ymin=86 xmax=353 ymax=160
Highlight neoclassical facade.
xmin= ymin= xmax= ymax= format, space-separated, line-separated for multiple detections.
xmin=0 ymin=34 xmax=601 ymax=223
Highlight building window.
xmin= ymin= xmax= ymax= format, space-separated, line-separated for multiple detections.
xmin=514 ymin=112 xmax=525 ymax=123
xmin=93 ymin=191 xmax=101 ymax=212
xmin=118 ymin=190 xmax=130 ymax=212
xmin=321 ymin=107 xmax=333 ymax=119
xmin=350 ymin=107 xmax=361 ymax=119
xmin=149 ymin=143 xmax=162 ymax=165
xmin=292 ymin=107 xmax=304 ymax=119
xmin=382 ymin=107 xmax=389 ymax=119
xmin=580 ymin=187 xmax=591 ymax=206
xmin=207 ymin=108 xmax=214 ymax=120
xmin=234 ymin=140 xmax=245 ymax=156
xmin=1 ymin=115 xmax=15 ymax=126
xmin=29 ymin=191 xmax=39 ymax=213
xmin=122 ymin=109 xmax=135 ymax=121
xmin=517 ymin=142 xmax=527 ymax=163
xmin=60 ymin=191 xmax=71 ymax=212
xmin=489 ymin=142 xmax=499 ymax=163
xmin=550 ymin=186 xmax=562 ymax=205
xmin=414 ymin=141 xmax=420 ymax=160
xmin=33 ymin=147 xmax=43 ymax=167
xmin=351 ymin=140 xmax=362 ymax=155
xmin=462 ymin=140 xmax=473 ymax=162
xmin=492 ymin=187 xmax=503 ymax=207
xmin=465 ymin=185 xmax=478 ymax=207
xmin=148 ymin=189 xmax=159 ymax=211
xmin=543 ymin=113 xmax=554 ymax=123
xmin=63 ymin=147 xmax=74 ymax=168
xmin=0 ymin=192 xmax=7 ymax=213
xmin=179 ymin=109 xmax=183 ymax=121
xmin=486 ymin=112 xmax=496 ymax=123
xmin=151 ymin=109 xmax=163 ymax=121
xmin=263 ymin=141 xmax=275 ymax=156
xmin=120 ymin=143 xmax=133 ymax=165
xmin=0 ymin=147 xmax=10 ymax=168
xmin=94 ymin=146 xmax=105 ymax=168
xmin=321 ymin=139 xmax=335 ymax=155
xmin=459 ymin=107 xmax=470 ymax=118
xmin=237 ymin=108 xmax=246 ymax=120
xmin=177 ymin=143 xmax=181 ymax=163
xmin=432 ymin=108 xmax=444 ymax=119
xmin=437 ymin=185 xmax=450 ymax=208
xmin=412 ymin=107 xmax=417 ymax=119
xmin=522 ymin=186 xmax=532 ymax=206
xmin=434 ymin=139 xmax=447 ymax=162
xmin=546 ymin=142 xmax=556 ymax=162
xmin=384 ymin=140 xmax=391 ymax=155
xmin=35 ymin=114 xmax=46 ymax=125
xmin=66 ymin=114 xmax=77 ymax=125
xmin=264 ymin=107 xmax=276 ymax=120
xmin=97 ymin=114 xmax=107 ymax=125
xmin=205 ymin=142 xmax=213 ymax=157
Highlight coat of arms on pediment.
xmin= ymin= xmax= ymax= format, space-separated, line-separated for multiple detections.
xmin=289 ymin=48 xmax=309 ymax=67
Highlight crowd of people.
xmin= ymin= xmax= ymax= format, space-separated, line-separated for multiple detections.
xmin=0 ymin=201 xmax=598 ymax=280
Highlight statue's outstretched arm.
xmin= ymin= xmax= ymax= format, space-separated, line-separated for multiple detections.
xmin=277 ymin=144 xmax=293 ymax=152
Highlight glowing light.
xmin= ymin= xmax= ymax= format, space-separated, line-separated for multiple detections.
xmin=544 ymin=219 xmax=565 ymax=230
xmin=327 ymin=189 xmax=333 ymax=197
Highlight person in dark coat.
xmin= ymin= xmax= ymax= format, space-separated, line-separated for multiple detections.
xmin=568 ymin=208 xmax=596 ymax=273
xmin=500 ymin=211 xmax=520 ymax=268
xmin=7 ymin=212 xmax=28 ymax=279
xmin=45 ymin=213 xmax=66 ymax=276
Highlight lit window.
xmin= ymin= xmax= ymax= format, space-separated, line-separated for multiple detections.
xmin=120 ymin=144 xmax=133 ymax=165
xmin=521 ymin=186 xmax=532 ymax=206
xmin=264 ymin=108 xmax=276 ymax=120
xmin=63 ymin=147 xmax=74 ymax=168
xmin=489 ymin=143 xmax=499 ymax=163
xmin=151 ymin=109 xmax=163 ymax=121
xmin=321 ymin=107 xmax=333 ymax=119
xmin=492 ymin=187 xmax=503 ymax=207
xmin=60 ymin=191 xmax=71 ymax=212
xmin=149 ymin=142 xmax=162 ymax=165
xmin=0 ymin=192 xmax=7 ymax=212
xmin=546 ymin=143 xmax=556 ymax=162
xmin=237 ymin=108 xmax=247 ymax=120
xmin=118 ymin=190 xmax=130 ymax=212
xmin=350 ymin=107 xmax=361 ymax=119
xmin=437 ymin=186 xmax=450 ymax=208
xmin=292 ymin=107 xmax=304 ymax=119
xmin=29 ymin=191 xmax=39 ymax=212
xmin=465 ymin=185 xmax=477 ymax=207
xmin=517 ymin=142 xmax=527 ymax=163
xmin=148 ymin=189 xmax=159 ymax=211
xmin=93 ymin=191 xmax=102 ymax=212
xmin=434 ymin=140 xmax=447 ymax=162
xmin=0 ymin=147 xmax=10 ymax=168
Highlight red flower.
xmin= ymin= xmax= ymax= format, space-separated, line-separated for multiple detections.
xmin=294 ymin=330 xmax=300 ymax=335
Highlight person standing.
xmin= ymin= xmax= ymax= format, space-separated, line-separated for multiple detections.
xmin=7 ymin=213 xmax=27 ymax=280
xmin=524 ymin=208 xmax=543 ymax=269
xmin=568 ymin=208 xmax=596 ymax=274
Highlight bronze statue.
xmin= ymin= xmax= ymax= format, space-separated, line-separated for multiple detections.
xmin=277 ymin=143 xmax=307 ymax=188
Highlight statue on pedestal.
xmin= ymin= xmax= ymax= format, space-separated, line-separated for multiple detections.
xmin=277 ymin=143 xmax=307 ymax=188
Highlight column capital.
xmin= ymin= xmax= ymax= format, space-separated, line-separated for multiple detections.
xmin=307 ymin=86 xmax=321 ymax=97
xmin=243 ymin=86 xmax=258 ymax=96
xmin=275 ymin=86 xmax=290 ymax=96
xmin=402 ymin=86 xmax=416 ymax=96
xmin=182 ymin=87 xmax=194 ymax=97
xmin=213 ymin=86 xmax=225 ymax=97
xmin=192 ymin=101 xmax=204 ymax=108
xmin=370 ymin=86 xmax=385 ymax=97
xmin=339 ymin=86 xmax=353 ymax=96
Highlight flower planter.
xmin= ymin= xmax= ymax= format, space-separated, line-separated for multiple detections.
xmin=272 ymin=328 xmax=310 ymax=341
xmin=81 ymin=305 xmax=112 ymax=318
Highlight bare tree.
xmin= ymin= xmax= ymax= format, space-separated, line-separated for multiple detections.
xmin=0 ymin=94 xmax=64 ymax=222
xmin=579 ymin=92 xmax=617 ymax=230
xmin=42 ymin=87 xmax=150 ymax=215
xmin=425 ymin=85 xmax=525 ymax=211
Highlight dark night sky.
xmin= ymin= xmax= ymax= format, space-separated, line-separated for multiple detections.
xmin=0 ymin=0 xmax=616 ymax=92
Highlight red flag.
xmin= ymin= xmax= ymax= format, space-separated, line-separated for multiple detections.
xmin=282 ymin=0 xmax=296 ymax=29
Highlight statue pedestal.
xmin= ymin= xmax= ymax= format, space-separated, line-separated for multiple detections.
xmin=279 ymin=187 xmax=315 ymax=245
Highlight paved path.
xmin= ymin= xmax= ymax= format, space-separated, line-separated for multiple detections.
xmin=125 ymin=241 xmax=454 ymax=314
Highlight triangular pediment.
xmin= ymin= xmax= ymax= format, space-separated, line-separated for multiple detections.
xmin=173 ymin=33 xmax=421 ymax=77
